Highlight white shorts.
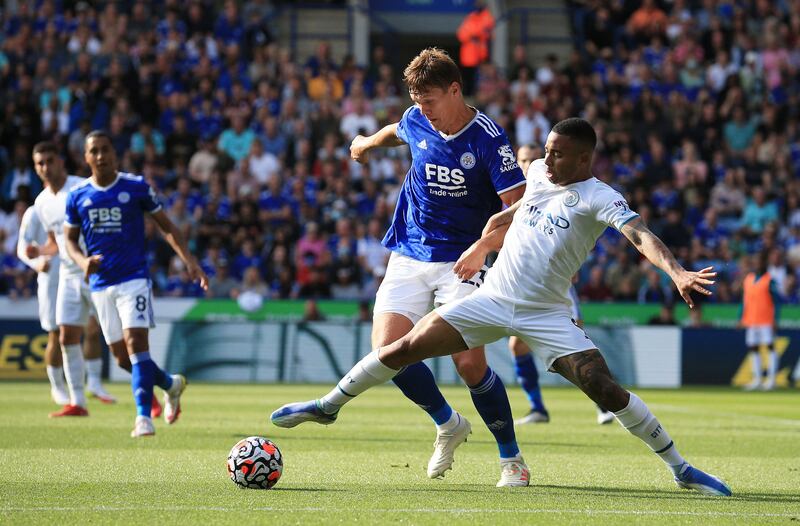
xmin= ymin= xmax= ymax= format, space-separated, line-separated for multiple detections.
xmin=373 ymin=252 xmax=487 ymax=324
xmin=37 ymin=272 xmax=58 ymax=332
xmin=91 ymin=278 xmax=155 ymax=345
xmin=55 ymin=274 xmax=96 ymax=327
xmin=437 ymin=290 xmax=597 ymax=371
xmin=745 ymin=325 xmax=774 ymax=347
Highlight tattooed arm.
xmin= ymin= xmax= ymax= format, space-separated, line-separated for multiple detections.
xmin=620 ymin=217 xmax=716 ymax=308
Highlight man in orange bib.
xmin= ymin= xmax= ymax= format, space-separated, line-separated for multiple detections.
xmin=740 ymin=251 xmax=781 ymax=390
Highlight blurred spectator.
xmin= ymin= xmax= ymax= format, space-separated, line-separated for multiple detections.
xmin=456 ymin=0 xmax=494 ymax=95
xmin=647 ymin=301 xmax=676 ymax=325
xmin=638 ymin=269 xmax=673 ymax=304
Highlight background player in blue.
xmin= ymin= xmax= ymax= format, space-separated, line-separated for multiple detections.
xmin=273 ymin=48 xmax=530 ymax=486
xmin=64 ymin=131 xmax=208 ymax=438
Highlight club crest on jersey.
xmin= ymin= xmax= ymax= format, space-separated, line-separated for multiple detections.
xmin=459 ymin=152 xmax=476 ymax=169
xmin=118 ymin=191 xmax=130 ymax=204
xmin=563 ymin=190 xmax=580 ymax=207
xmin=497 ymin=144 xmax=519 ymax=172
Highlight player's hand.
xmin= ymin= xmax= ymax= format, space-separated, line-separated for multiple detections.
xmin=187 ymin=260 xmax=209 ymax=290
xmin=25 ymin=244 xmax=40 ymax=259
xmin=36 ymin=258 xmax=50 ymax=273
xmin=350 ymin=135 xmax=371 ymax=164
xmin=453 ymin=241 xmax=488 ymax=281
xmin=84 ymin=255 xmax=103 ymax=279
xmin=674 ymin=266 xmax=716 ymax=309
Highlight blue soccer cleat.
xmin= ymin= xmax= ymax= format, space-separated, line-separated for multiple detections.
xmin=674 ymin=465 xmax=732 ymax=496
xmin=271 ymin=399 xmax=338 ymax=428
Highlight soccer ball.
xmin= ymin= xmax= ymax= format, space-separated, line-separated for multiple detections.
xmin=227 ymin=436 xmax=283 ymax=489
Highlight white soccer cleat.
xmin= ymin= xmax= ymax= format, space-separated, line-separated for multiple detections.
xmin=496 ymin=456 xmax=530 ymax=487
xmin=427 ymin=414 xmax=471 ymax=479
xmin=760 ymin=380 xmax=775 ymax=391
xmin=164 ymin=374 xmax=186 ymax=425
xmin=51 ymin=386 xmax=70 ymax=405
xmin=743 ymin=381 xmax=760 ymax=391
xmin=515 ymin=410 xmax=550 ymax=425
xmin=131 ymin=415 xmax=155 ymax=437
xmin=596 ymin=409 xmax=615 ymax=425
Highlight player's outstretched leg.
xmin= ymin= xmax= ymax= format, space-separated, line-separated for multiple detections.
xmin=271 ymin=350 xmax=397 ymax=427
xmin=510 ymin=337 xmax=549 ymax=424
xmin=553 ymin=349 xmax=732 ymax=497
xmin=457 ymin=352 xmax=528 ymax=487
xmin=111 ymin=341 xmax=162 ymax=417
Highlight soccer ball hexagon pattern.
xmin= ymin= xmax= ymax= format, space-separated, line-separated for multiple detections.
xmin=227 ymin=436 xmax=283 ymax=489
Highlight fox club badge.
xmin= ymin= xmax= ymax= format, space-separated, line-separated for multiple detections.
xmin=459 ymin=151 xmax=476 ymax=169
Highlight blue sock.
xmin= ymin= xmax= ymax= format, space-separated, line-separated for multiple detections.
xmin=130 ymin=352 xmax=154 ymax=418
xmin=153 ymin=366 xmax=173 ymax=391
xmin=469 ymin=367 xmax=520 ymax=459
xmin=392 ymin=362 xmax=453 ymax=425
xmin=515 ymin=353 xmax=547 ymax=414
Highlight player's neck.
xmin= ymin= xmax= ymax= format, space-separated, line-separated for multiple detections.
xmin=47 ymin=174 xmax=67 ymax=193
xmin=439 ymin=104 xmax=476 ymax=136
xmin=92 ymin=170 xmax=118 ymax=188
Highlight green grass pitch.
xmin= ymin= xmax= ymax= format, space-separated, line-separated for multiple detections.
xmin=1 ymin=382 xmax=798 ymax=524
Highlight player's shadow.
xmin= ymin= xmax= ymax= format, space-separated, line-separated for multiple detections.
xmin=539 ymin=484 xmax=800 ymax=503
xmin=270 ymin=487 xmax=345 ymax=492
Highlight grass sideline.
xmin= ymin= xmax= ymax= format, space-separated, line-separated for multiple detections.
xmin=1 ymin=382 xmax=798 ymax=525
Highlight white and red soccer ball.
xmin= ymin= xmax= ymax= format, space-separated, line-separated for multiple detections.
xmin=227 ymin=436 xmax=283 ymax=489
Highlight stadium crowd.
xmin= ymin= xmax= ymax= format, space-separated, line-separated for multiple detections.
xmin=1 ymin=0 xmax=799 ymax=307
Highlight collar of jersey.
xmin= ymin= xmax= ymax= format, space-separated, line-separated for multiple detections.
xmin=89 ymin=172 xmax=121 ymax=191
xmin=433 ymin=106 xmax=480 ymax=142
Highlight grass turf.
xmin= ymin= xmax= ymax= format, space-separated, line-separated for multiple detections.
xmin=1 ymin=382 xmax=798 ymax=525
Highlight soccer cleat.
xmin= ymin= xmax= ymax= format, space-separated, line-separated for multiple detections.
xmin=760 ymin=381 xmax=775 ymax=391
xmin=131 ymin=415 xmax=155 ymax=437
xmin=151 ymin=394 xmax=163 ymax=418
xmin=164 ymin=374 xmax=186 ymax=425
xmin=89 ymin=387 xmax=117 ymax=404
xmin=597 ymin=409 xmax=615 ymax=425
xmin=674 ymin=465 xmax=732 ymax=497
xmin=515 ymin=409 xmax=550 ymax=425
xmin=427 ymin=414 xmax=472 ymax=478
xmin=271 ymin=400 xmax=338 ymax=428
xmin=743 ymin=381 xmax=760 ymax=391
xmin=496 ymin=456 xmax=530 ymax=487
xmin=49 ymin=404 xmax=89 ymax=418
xmin=51 ymin=387 xmax=70 ymax=406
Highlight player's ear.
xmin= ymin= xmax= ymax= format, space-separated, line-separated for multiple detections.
xmin=450 ymin=82 xmax=460 ymax=97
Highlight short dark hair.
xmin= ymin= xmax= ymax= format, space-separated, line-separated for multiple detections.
xmin=403 ymin=47 xmax=463 ymax=94
xmin=552 ymin=118 xmax=597 ymax=151
xmin=84 ymin=129 xmax=113 ymax=148
xmin=32 ymin=141 xmax=59 ymax=156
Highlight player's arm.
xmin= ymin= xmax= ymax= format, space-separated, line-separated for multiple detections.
xmin=453 ymin=188 xmax=525 ymax=280
xmin=350 ymin=123 xmax=405 ymax=164
xmin=65 ymin=224 xmax=102 ymax=279
xmin=621 ymin=217 xmax=716 ymax=308
xmin=150 ymin=209 xmax=209 ymax=290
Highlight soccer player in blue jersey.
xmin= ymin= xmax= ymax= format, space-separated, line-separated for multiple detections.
xmin=64 ymin=131 xmax=208 ymax=437
xmin=273 ymin=48 xmax=530 ymax=486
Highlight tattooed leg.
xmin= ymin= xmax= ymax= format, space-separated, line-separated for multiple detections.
xmin=551 ymin=349 xmax=629 ymax=411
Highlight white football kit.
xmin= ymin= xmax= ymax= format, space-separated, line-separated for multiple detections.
xmin=34 ymin=176 xmax=96 ymax=327
xmin=437 ymin=159 xmax=639 ymax=369
xmin=17 ymin=206 xmax=59 ymax=332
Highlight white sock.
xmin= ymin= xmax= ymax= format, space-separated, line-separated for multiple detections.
xmin=46 ymin=365 xmax=67 ymax=393
xmin=319 ymin=350 xmax=398 ymax=413
xmin=614 ymin=393 xmax=686 ymax=475
xmin=437 ymin=411 xmax=461 ymax=433
xmin=61 ymin=344 xmax=87 ymax=408
xmin=750 ymin=351 xmax=762 ymax=384
xmin=86 ymin=358 xmax=103 ymax=391
xmin=766 ymin=351 xmax=778 ymax=385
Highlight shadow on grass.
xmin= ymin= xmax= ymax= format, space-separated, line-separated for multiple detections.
xmin=536 ymin=484 xmax=800 ymax=504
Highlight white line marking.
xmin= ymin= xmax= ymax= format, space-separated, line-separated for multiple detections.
xmin=2 ymin=507 xmax=799 ymax=517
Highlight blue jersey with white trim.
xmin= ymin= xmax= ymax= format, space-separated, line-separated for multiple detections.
xmin=65 ymin=172 xmax=162 ymax=290
xmin=384 ymin=105 xmax=525 ymax=262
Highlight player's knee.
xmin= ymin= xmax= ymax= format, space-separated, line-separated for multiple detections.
xmin=454 ymin=357 xmax=487 ymax=385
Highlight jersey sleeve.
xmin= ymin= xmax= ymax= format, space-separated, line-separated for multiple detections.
xmin=141 ymin=182 xmax=163 ymax=213
xmin=395 ymin=105 xmax=415 ymax=145
xmin=591 ymin=183 xmax=639 ymax=231
xmin=16 ymin=207 xmax=43 ymax=269
xmin=481 ymin=133 xmax=526 ymax=195
xmin=64 ymin=191 xmax=81 ymax=227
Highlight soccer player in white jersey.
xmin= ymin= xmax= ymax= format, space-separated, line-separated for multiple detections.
xmin=273 ymin=48 xmax=530 ymax=487
xmin=64 ymin=131 xmax=208 ymax=437
xmin=273 ymin=119 xmax=732 ymax=496
xmin=17 ymin=201 xmax=68 ymax=405
xmin=29 ymin=141 xmax=116 ymax=417
xmin=510 ymin=144 xmax=615 ymax=426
